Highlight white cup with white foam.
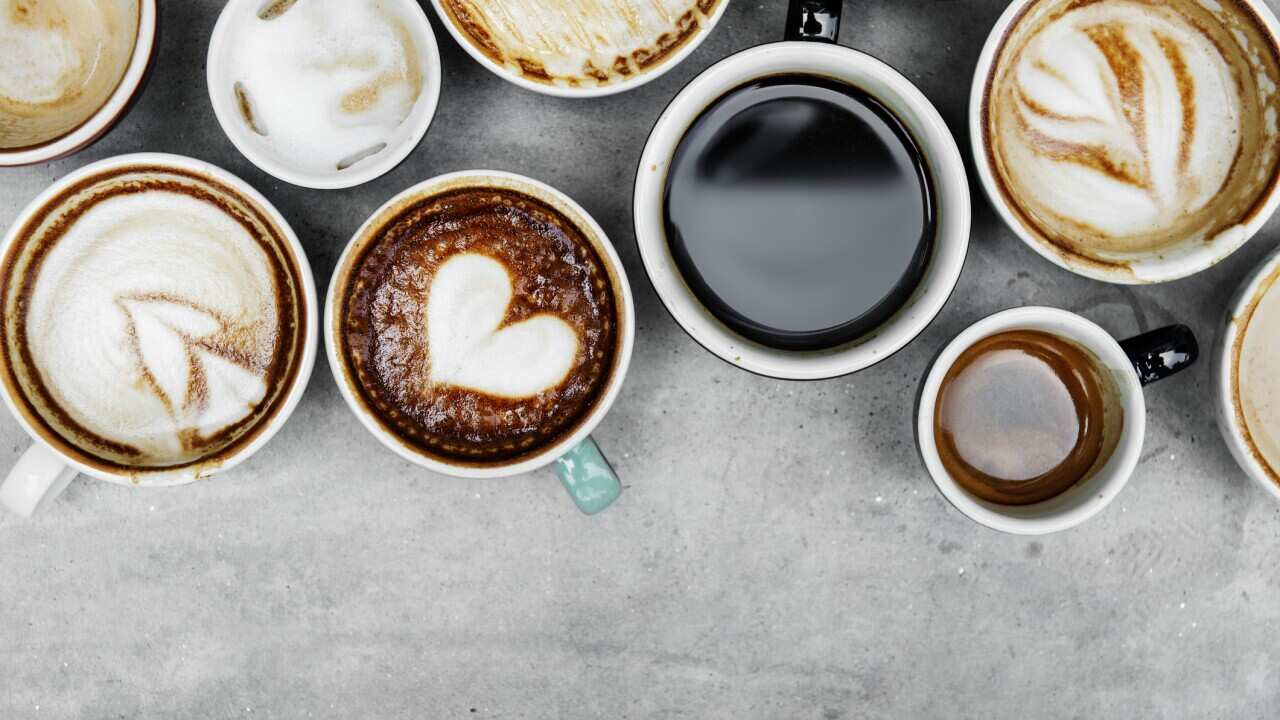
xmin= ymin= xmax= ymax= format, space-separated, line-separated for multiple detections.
xmin=0 ymin=153 xmax=318 ymax=516
xmin=207 ymin=0 xmax=442 ymax=189
xmin=970 ymin=0 xmax=1280 ymax=284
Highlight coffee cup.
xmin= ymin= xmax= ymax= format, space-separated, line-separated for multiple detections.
xmin=207 ymin=0 xmax=442 ymax=189
xmin=325 ymin=171 xmax=635 ymax=515
xmin=917 ymin=307 xmax=1197 ymax=534
xmin=428 ymin=0 xmax=727 ymax=97
xmin=634 ymin=0 xmax=970 ymax=380
xmin=970 ymin=0 xmax=1280 ymax=284
xmin=1215 ymin=247 xmax=1280 ymax=501
xmin=0 ymin=153 xmax=318 ymax=517
xmin=0 ymin=0 xmax=159 ymax=167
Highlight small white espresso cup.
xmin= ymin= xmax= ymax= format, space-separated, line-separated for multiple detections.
xmin=325 ymin=170 xmax=635 ymax=514
xmin=1215 ymin=247 xmax=1280 ymax=501
xmin=207 ymin=0 xmax=442 ymax=189
xmin=634 ymin=2 xmax=970 ymax=380
xmin=917 ymin=307 xmax=1197 ymax=534
xmin=0 ymin=0 xmax=159 ymax=167
xmin=969 ymin=0 xmax=1280 ymax=284
xmin=0 ymin=153 xmax=318 ymax=516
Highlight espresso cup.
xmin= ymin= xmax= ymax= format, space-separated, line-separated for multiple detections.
xmin=325 ymin=171 xmax=635 ymax=515
xmin=0 ymin=153 xmax=318 ymax=517
xmin=1215 ymin=247 xmax=1280 ymax=501
xmin=429 ymin=0 xmax=727 ymax=97
xmin=207 ymin=0 xmax=442 ymax=189
xmin=0 ymin=0 xmax=159 ymax=167
xmin=634 ymin=0 xmax=970 ymax=380
xmin=970 ymin=0 xmax=1280 ymax=284
xmin=917 ymin=307 xmax=1197 ymax=534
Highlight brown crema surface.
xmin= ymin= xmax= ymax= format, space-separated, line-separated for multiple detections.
xmin=341 ymin=187 xmax=618 ymax=465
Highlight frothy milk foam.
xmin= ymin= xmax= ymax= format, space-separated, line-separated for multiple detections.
xmin=25 ymin=191 xmax=281 ymax=465
xmin=427 ymin=254 xmax=578 ymax=398
xmin=227 ymin=0 xmax=423 ymax=174
xmin=988 ymin=0 xmax=1280 ymax=258
xmin=1239 ymin=276 xmax=1280 ymax=478
xmin=0 ymin=0 xmax=140 ymax=149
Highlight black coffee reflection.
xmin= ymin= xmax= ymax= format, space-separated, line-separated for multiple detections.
xmin=663 ymin=74 xmax=935 ymax=351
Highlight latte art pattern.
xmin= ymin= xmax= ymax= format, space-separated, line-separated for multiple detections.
xmin=20 ymin=190 xmax=284 ymax=466
xmin=439 ymin=0 xmax=720 ymax=87
xmin=0 ymin=0 xmax=140 ymax=149
xmin=987 ymin=0 xmax=1280 ymax=258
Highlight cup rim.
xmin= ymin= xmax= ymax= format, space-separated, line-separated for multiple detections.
xmin=633 ymin=41 xmax=971 ymax=380
xmin=0 ymin=152 xmax=318 ymax=487
xmin=968 ymin=0 xmax=1280 ymax=285
xmin=1214 ymin=246 xmax=1280 ymax=501
xmin=0 ymin=0 xmax=159 ymax=167
xmin=206 ymin=0 xmax=443 ymax=190
xmin=323 ymin=169 xmax=636 ymax=479
xmin=425 ymin=0 xmax=729 ymax=98
xmin=916 ymin=307 xmax=1146 ymax=535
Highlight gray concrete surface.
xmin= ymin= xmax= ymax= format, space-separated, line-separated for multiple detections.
xmin=2 ymin=1 xmax=1279 ymax=717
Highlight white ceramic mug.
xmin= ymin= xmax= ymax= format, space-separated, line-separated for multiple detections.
xmin=917 ymin=307 xmax=1197 ymax=534
xmin=428 ymin=0 xmax=728 ymax=98
xmin=0 ymin=153 xmax=318 ymax=516
xmin=325 ymin=170 xmax=636 ymax=514
xmin=969 ymin=0 xmax=1280 ymax=284
xmin=1215 ymin=247 xmax=1280 ymax=501
xmin=633 ymin=1 xmax=970 ymax=380
xmin=0 ymin=0 xmax=159 ymax=167
xmin=206 ymin=0 xmax=442 ymax=189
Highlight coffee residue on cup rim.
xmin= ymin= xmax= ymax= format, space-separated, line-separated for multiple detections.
xmin=1230 ymin=262 xmax=1280 ymax=486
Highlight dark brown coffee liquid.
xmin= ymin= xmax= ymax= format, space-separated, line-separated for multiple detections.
xmin=934 ymin=330 xmax=1107 ymax=506
xmin=663 ymin=74 xmax=935 ymax=351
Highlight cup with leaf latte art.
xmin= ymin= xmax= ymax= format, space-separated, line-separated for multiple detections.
xmin=973 ymin=0 xmax=1280 ymax=283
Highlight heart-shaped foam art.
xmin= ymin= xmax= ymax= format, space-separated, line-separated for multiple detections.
xmin=426 ymin=253 xmax=579 ymax=398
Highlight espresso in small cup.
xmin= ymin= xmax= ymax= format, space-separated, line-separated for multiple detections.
xmin=664 ymin=74 xmax=934 ymax=351
xmin=337 ymin=186 xmax=619 ymax=465
xmin=934 ymin=330 xmax=1118 ymax=506
xmin=975 ymin=0 xmax=1280 ymax=281
xmin=0 ymin=0 xmax=141 ymax=150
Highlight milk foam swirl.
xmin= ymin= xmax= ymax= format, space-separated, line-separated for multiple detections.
xmin=988 ymin=0 xmax=1280 ymax=258
xmin=441 ymin=0 xmax=719 ymax=87
xmin=23 ymin=191 xmax=281 ymax=465
xmin=0 ymin=0 xmax=139 ymax=149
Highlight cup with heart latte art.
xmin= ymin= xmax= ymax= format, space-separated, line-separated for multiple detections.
xmin=0 ymin=154 xmax=317 ymax=516
xmin=971 ymin=0 xmax=1280 ymax=283
xmin=326 ymin=171 xmax=635 ymax=515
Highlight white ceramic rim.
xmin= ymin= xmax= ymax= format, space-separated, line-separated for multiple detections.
xmin=916 ymin=307 xmax=1146 ymax=535
xmin=426 ymin=0 xmax=729 ymax=98
xmin=0 ymin=0 xmax=158 ymax=167
xmin=0 ymin=152 xmax=319 ymax=487
xmin=1214 ymin=246 xmax=1280 ymax=501
xmin=206 ymin=0 xmax=443 ymax=190
xmin=968 ymin=0 xmax=1280 ymax=285
xmin=324 ymin=170 xmax=637 ymax=479
xmin=634 ymin=41 xmax=971 ymax=380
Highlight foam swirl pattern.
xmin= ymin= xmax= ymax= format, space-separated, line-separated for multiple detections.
xmin=439 ymin=0 xmax=720 ymax=87
xmin=988 ymin=0 xmax=1280 ymax=259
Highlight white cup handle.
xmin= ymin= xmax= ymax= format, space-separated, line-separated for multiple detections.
xmin=0 ymin=443 xmax=79 ymax=517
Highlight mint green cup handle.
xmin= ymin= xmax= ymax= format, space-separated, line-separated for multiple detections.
xmin=555 ymin=436 xmax=621 ymax=515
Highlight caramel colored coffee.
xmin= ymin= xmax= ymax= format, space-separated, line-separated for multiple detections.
xmin=934 ymin=330 xmax=1109 ymax=506
xmin=338 ymin=187 xmax=619 ymax=466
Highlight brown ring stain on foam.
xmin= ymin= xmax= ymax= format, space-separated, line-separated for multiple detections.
xmin=439 ymin=0 xmax=722 ymax=88
xmin=1231 ymin=263 xmax=1280 ymax=486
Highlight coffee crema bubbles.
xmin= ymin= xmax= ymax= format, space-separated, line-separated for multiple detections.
xmin=985 ymin=0 xmax=1280 ymax=261
xmin=337 ymin=186 xmax=619 ymax=465
xmin=226 ymin=0 xmax=424 ymax=174
xmin=0 ymin=0 xmax=140 ymax=150
xmin=438 ymin=0 xmax=721 ymax=88
xmin=0 ymin=166 xmax=308 ymax=470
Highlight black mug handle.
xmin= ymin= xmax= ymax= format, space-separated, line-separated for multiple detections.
xmin=786 ymin=0 xmax=842 ymax=43
xmin=1119 ymin=324 xmax=1198 ymax=386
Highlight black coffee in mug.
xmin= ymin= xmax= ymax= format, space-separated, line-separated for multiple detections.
xmin=662 ymin=74 xmax=935 ymax=351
